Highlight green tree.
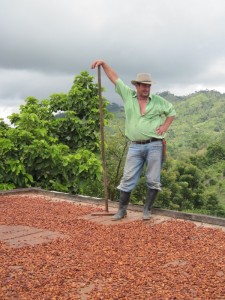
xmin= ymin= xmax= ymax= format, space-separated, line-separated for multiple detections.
xmin=50 ymin=71 xmax=111 ymax=152
xmin=0 ymin=71 xmax=109 ymax=194
xmin=205 ymin=143 xmax=225 ymax=165
xmin=104 ymin=126 xmax=128 ymax=201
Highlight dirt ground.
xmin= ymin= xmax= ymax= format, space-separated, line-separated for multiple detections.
xmin=0 ymin=193 xmax=225 ymax=299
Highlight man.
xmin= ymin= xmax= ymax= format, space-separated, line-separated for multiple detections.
xmin=91 ymin=60 xmax=176 ymax=221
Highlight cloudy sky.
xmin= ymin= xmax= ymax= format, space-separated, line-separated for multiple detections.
xmin=1 ymin=0 xmax=225 ymax=122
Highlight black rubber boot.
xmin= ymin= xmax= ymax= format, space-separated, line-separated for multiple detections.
xmin=112 ymin=191 xmax=131 ymax=221
xmin=142 ymin=189 xmax=158 ymax=220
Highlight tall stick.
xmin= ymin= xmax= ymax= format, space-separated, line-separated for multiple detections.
xmin=98 ymin=66 xmax=108 ymax=212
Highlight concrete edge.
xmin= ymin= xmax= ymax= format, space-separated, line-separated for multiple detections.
xmin=0 ymin=187 xmax=225 ymax=227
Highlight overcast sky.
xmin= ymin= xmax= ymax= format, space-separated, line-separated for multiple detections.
xmin=1 ymin=0 xmax=225 ymax=122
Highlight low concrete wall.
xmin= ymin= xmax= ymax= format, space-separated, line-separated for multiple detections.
xmin=1 ymin=187 xmax=225 ymax=227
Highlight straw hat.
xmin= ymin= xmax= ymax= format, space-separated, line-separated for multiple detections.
xmin=131 ymin=73 xmax=154 ymax=85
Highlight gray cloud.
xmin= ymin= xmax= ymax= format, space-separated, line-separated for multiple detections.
xmin=1 ymin=0 xmax=225 ymax=121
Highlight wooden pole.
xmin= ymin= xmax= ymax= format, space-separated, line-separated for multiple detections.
xmin=98 ymin=66 xmax=109 ymax=212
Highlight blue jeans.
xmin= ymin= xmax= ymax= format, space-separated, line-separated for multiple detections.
xmin=117 ymin=140 xmax=163 ymax=192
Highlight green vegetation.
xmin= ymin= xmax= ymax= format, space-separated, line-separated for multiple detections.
xmin=0 ymin=73 xmax=224 ymax=217
xmin=0 ymin=71 xmax=111 ymax=194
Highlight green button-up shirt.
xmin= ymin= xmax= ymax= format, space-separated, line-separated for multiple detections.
xmin=115 ymin=78 xmax=176 ymax=141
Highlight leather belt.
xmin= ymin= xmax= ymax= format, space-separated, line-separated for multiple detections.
xmin=132 ymin=138 xmax=161 ymax=144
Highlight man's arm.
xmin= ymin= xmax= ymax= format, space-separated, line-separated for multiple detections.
xmin=91 ymin=60 xmax=119 ymax=85
xmin=156 ymin=116 xmax=175 ymax=136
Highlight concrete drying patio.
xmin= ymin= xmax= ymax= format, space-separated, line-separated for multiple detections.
xmin=0 ymin=189 xmax=225 ymax=299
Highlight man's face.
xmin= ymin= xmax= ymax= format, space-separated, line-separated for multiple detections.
xmin=136 ymin=83 xmax=151 ymax=98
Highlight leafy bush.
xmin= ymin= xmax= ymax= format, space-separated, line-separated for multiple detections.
xmin=0 ymin=72 xmax=109 ymax=195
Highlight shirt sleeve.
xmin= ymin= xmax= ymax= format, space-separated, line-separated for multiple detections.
xmin=158 ymin=96 xmax=176 ymax=117
xmin=115 ymin=78 xmax=134 ymax=104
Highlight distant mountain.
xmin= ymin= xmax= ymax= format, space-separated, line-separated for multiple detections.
xmin=108 ymin=102 xmax=124 ymax=113
xmin=157 ymin=91 xmax=184 ymax=103
xmin=164 ymin=90 xmax=225 ymax=154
